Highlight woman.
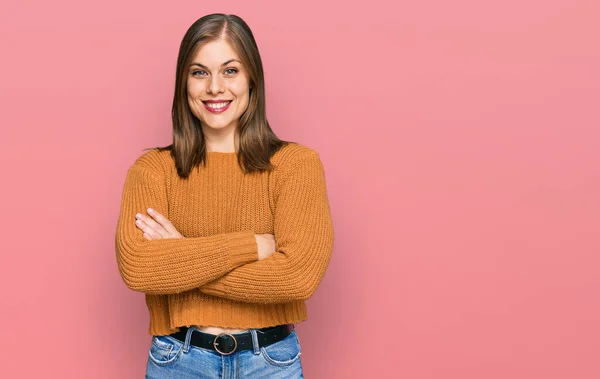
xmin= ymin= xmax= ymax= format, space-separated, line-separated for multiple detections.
xmin=115 ymin=13 xmax=334 ymax=378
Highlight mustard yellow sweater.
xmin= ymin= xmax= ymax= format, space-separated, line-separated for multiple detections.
xmin=115 ymin=143 xmax=334 ymax=335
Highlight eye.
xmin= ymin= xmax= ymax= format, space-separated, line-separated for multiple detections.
xmin=191 ymin=70 xmax=207 ymax=76
xmin=224 ymin=68 xmax=238 ymax=75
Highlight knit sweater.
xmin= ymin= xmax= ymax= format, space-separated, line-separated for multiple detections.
xmin=115 ymin=143 xmax=334 ymax=336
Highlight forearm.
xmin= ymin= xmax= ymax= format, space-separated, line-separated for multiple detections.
xmin=199 ymin=239 xmax=333 ymax=303
xmin=116 ymin=229 xmax=257 ymax=295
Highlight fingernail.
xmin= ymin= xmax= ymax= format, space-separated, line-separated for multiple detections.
xmin=136 ymin=213 xmax=142 ymax=219
xmin=147 ymin=208 xmax=154 ymax=213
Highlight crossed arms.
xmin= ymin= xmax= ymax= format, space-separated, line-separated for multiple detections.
xmin=115 ymin=152 xmax=334 ymax=304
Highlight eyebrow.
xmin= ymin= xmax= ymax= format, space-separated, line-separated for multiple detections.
xmin=190 ymin=59 xmax=241 ymax=69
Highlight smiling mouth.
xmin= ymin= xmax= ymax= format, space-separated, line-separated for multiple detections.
xmin=202 ymin=100 xmax=232 ymax=113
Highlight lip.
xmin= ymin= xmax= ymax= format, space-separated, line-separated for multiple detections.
xmin=202 ymin=100 xmax=232 ymax=114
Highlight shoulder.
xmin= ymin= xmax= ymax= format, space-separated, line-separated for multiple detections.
xmin=271 ymin=142 xmax=322 ymax=171
xmin=129 ymin=148 xmax=174 ymax=177
xmin=269 ymin=143 xmax=326 ymax=193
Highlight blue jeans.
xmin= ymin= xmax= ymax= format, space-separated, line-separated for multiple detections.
xmin=145 ymin=325 xmax=304 ymax=378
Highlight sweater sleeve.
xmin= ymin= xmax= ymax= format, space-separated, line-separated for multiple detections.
xmin=115 ymin=163 xmax=258 ymax=295
xmin=199 ymin=150 xmax=334 ymax=303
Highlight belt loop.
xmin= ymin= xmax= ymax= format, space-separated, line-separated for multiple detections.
xmin=249 ymin=329 xmax=260 ymax=355
xmin=183 ymin=326 xmax=195 ymax=353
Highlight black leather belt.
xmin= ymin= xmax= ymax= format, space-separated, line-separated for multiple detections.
xmin=169 ymin=324 xmax=293 ymax=355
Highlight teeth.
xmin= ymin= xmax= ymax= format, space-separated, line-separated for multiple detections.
xmin=205 ymin=101 xmax=230 ymax=109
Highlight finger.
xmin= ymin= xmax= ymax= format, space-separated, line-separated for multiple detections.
xmin=135 ymin=218 xmax=158 ymax=239
xmin=136 ymin=212 xmax=169 ymax=238
xmin=147 ymin=208 xmax=179 ymax=236
xmin=135 ymin=218 xmax=162 ymax=240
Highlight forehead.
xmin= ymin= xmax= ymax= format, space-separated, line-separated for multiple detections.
xmin=191 ymin=39 xmax=240 ymax=66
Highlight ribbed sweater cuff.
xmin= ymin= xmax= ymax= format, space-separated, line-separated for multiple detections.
xmin=202 ymin=281 xmax=228 ymax=297
xmin=226 ymin=231 xmax=258 ymax=268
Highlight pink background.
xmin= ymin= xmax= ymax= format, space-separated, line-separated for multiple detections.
xmin=1 ymin=0 xmax=599 ymax=378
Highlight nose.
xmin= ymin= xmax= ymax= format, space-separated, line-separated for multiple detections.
xmin=207 ymin=74 xmax=224 ymax=94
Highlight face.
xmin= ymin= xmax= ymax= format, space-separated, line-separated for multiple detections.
xmin=186 ymin=39 xmax=251 ymax=134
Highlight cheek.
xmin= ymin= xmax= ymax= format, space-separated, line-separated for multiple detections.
xmin=233 ymin=88 xmax=250 ymax=107
xmin=230 ymin=79 xmax=250 ymax=99
xmin=186 ymin=85 xmax=204 ymax=117
xmin=187 ymin=81 xmax=204 ymax=99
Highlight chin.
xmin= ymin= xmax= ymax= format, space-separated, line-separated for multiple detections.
xmin=202 ymin=120 xmax=234 ymax=130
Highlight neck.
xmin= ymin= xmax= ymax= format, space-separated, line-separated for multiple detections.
xmin=202 ymin=123 xmax=238 ymax=153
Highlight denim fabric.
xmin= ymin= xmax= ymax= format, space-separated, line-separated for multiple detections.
xmin=145 ymin=325 xmax=304 ymax=378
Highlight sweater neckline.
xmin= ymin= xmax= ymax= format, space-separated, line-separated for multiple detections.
xmin=206 ymin=151 xmax=238 ymax=159
xmin=206 ymin=151 xmax=237 ymax=155
xmin=205 ymin=152 xmax=239 ymax=164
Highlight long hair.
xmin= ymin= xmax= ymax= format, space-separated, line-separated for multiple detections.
xmin=155 ymin=13 xmax=289 ymax=178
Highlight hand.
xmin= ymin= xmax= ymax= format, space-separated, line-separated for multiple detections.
xmin=255 ymin=234 xmax=276 ymax=260
xmin=135 ymin=208 xmax=185 ymax=240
